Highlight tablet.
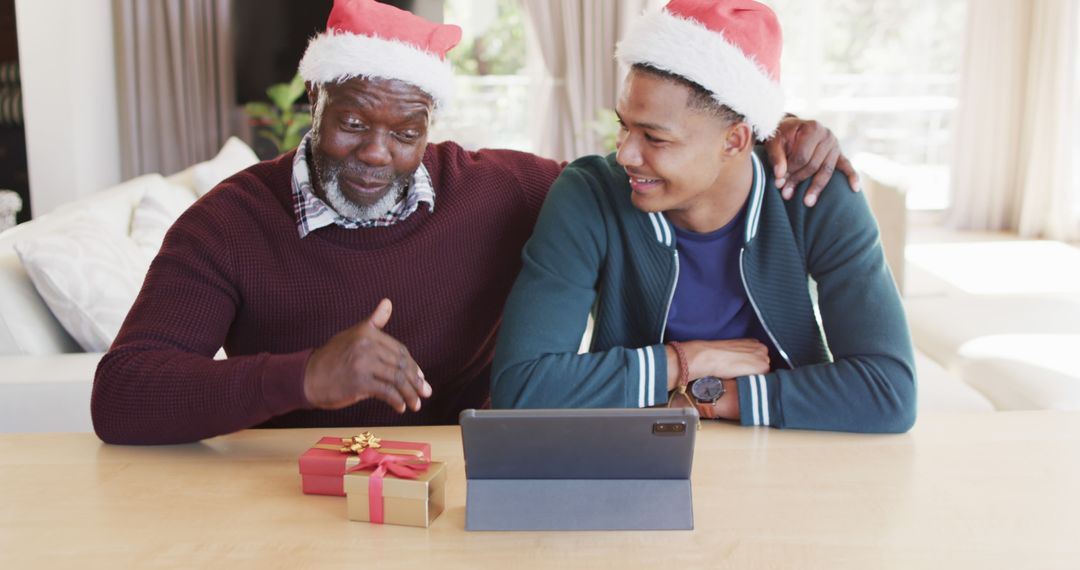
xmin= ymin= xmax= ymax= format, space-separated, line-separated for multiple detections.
xmin=460 ymin=407 xmax=697 ymax=531
xmin=460 ymin=407 xmax=697 ymax=479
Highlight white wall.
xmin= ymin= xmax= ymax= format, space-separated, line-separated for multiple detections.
xmin=14 ymin=0 xmax=122 ymax=218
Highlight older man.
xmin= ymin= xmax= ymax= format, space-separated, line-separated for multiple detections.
xmin=92 ymin=0 xmax=855 ymax=444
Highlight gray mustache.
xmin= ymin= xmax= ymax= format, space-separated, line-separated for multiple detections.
xmin=342 ymin=166 xmax=394 ymax=182
xmin=322 ymin=159 xmax=395 ymax=183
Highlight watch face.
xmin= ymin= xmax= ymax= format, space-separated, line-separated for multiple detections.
xmin=690 ymin=376 xmax=725 ymax=403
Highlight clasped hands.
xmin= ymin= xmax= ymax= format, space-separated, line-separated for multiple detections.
xmin=666 ymin=338 xmax=770 ymax=420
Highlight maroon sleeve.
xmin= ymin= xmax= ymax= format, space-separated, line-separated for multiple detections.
xmin=90 ymin=194 xmax=311 ymax=445
xmin=469 ymin=148 xmax=566 ymax=219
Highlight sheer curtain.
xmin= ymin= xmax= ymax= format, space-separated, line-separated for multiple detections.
xmin=1015 ymin=0 xmax=1080 ymax=241
xmin=114 ymin=0 xmax=236 ymax=178
xmin=949 ymin=0 xmax=1080 ymax=242
xmin=521 ymin=0 xmax=657 ymax=162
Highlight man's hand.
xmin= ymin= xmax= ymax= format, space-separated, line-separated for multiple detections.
xmin=765 ymin=116 xmax=860 ymax=207
xmin=303 ymin=298 xmax=431 ymax=413
xmin=684 ymin=338 xmax=770 ymax=380
xmin=709 ymin=378 xmax=741 ymax=420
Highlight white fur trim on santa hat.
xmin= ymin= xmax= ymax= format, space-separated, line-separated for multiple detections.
xmin=299 ymin=32 xmax=456 ymax=111
xmin=616 ymin=9 xmax=785 ymax=141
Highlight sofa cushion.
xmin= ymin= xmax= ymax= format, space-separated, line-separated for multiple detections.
xmin=955 ymin=334 xmax=1080 ymax=411
xmin=914 ymin=350 xmax=995 ymax=413
xmin=906 ymin=240 xmax=1080 ymax=296
xmin=129 ymin=179 xmax=198 ymax=257
xmin=192 ymin=136 xmax=259 ymax=196
xmin=906 ymin=295 xmax=1080 ymax=365
xmin=0 ymin=250 xmax=81 ymax=355
xmin=14 ymin=213 xmax=150 ymax=353
xmin=0 ymin=139 xmax=257 ymax=358
xmin=0 ymin=174 xmax=169 ymax=355
xmin=906 ymin=295 xmax=1080 ymax=411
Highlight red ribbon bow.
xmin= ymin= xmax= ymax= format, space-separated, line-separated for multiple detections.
xmin=346 ymin=448 xmax=430 ymax=524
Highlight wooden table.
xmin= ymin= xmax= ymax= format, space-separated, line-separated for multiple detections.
xmin=2 ymin=412 xmax=1078 ymax=569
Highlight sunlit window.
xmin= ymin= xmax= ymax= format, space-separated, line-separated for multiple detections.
xmin=764 ymin=0 xmax=967 ymax=210
xmin=432 ymin=0 xmax=533 ymax=152
xmin=1074 ymin=5 xmax=1080 ymax=222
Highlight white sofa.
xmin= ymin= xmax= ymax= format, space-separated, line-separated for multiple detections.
xmin=0 ymin=138 xmax=258 ymax=432
xmin=858 ymin=154 xmax=1080 ymax=414
xmin=903 ymin=243 xmax=1080 ymax=411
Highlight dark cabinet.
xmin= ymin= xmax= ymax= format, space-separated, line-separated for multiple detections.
xmin=0 ymin=126 xmax=29 ymax=223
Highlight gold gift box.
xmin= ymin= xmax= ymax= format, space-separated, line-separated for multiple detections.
xmin=344 ymin=461 xmax=447 ymax=528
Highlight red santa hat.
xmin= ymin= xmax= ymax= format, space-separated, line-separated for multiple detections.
xmin=616 ymin=0 xmax=785 ymax=141
xmin=298 ymin=0 xmax=462 ymax=111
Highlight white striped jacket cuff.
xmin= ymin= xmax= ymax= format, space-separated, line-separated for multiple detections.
xmin=742 ymin=374 xmax=773 ymax=427
xmin=633 ymin=346 xmax=660 ymax=407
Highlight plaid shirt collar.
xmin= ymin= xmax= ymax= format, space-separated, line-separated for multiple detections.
xmin=291 ymin=133 xmax=435 ymax=238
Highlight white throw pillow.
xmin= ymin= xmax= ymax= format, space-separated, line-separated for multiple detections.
xmin=42 ymin=173 xmax=171 ymax=237
xmin=192 ymin=136 xmax=259 ymax=196
xmin=14 ymin=214 xmax=150 ymax=353
xmin=129 ymin=181 xmax=198 ymax=258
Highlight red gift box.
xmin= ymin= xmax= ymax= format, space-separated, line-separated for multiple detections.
xmin=298 ymin=434 xmax=431 ymax=497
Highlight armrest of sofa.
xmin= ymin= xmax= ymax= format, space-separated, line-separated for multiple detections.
xmin=0 ymin=353 xmax=102 ymax=433
xmin=914 ymin=349 xmax=995 ymax=413
xmin=0 ymin=248 xmax=80 ymax=355
xmin=855 ymin=152 xmax=908 ymax=294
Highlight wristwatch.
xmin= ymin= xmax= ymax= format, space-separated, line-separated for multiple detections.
xmin=688 ymin=376 xmax=725 ymax=418
xmin=689 ymin=376 xmax=726 ymax=403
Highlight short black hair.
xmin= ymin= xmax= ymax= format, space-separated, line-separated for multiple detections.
xmin=631 ymin=63 xmax=745 ymax=125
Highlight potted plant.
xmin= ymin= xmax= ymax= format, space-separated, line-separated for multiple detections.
xmin=245 ymin=72 xmax=312 ymax=159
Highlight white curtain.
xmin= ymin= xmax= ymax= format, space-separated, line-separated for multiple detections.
xmin=521 ymin=0 xmax=656 ymax=162
xmin=949 ymin=0 xmax=1080 ymax=242
xmin=114 ymin=0 xmax=236 ymax=179
xmin=1015 ymin=0 xmax=1080 ymax=241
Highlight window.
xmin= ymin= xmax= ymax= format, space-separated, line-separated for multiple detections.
xmin=764 ymin=0 xmax=967 ymax=210
xmin=1073 ymin=6 xmax=1080 ymax=223
xmin=432 ymin=0 xmax=533 ymax=152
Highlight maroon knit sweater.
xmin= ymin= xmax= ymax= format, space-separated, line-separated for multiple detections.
xmin=92 ymin=142 xmax=562 ymax=444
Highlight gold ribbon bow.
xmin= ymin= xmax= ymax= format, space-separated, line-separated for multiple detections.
xmin=312 ymin=432 xmax=426 ymax=460
xmin=339 ymin=432 xmax=382 ymax=454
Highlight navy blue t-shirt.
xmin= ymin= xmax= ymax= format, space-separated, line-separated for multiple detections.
xmin=663 ymin=206 xmax=785 ymax=370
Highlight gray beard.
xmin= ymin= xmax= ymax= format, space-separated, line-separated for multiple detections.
xmin=320 ymin=173 xmax=408 ymax=222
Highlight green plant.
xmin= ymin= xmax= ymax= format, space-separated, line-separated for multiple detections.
xmin=245 ymin=73 xmax=312 ymax=154
xmin=589 ymin=108 xmax=620 ymax=154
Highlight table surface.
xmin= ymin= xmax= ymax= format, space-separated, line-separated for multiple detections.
xmin=2 ymin=411 xmax=1078 ymax=569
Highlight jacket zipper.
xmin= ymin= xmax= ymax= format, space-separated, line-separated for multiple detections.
xmin=739 ymin=248 xmax=793 ymax=368
xmin=659 ymin=250 xmax=679 ymax=342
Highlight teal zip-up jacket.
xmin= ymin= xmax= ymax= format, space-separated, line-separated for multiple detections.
xmin=491 ymin=149 xmax=916 ymax=433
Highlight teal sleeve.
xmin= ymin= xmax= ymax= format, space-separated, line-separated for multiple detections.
xmin=737 ymin=173 xmax=917 ymax=433
xmin=491 ymin=166 xmax=670 ymax=409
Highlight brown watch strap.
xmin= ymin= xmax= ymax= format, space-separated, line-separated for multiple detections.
xmin=668 ymin=341 xmax=690 ymax=391
xmin=693 ymin=400 xmax=717 ymax=419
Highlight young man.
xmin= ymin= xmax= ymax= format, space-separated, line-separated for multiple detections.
xmin=92 ymin=0 xmax=857 ymax=444
xmin=492 ymin=0 xmax=915 ymax=433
